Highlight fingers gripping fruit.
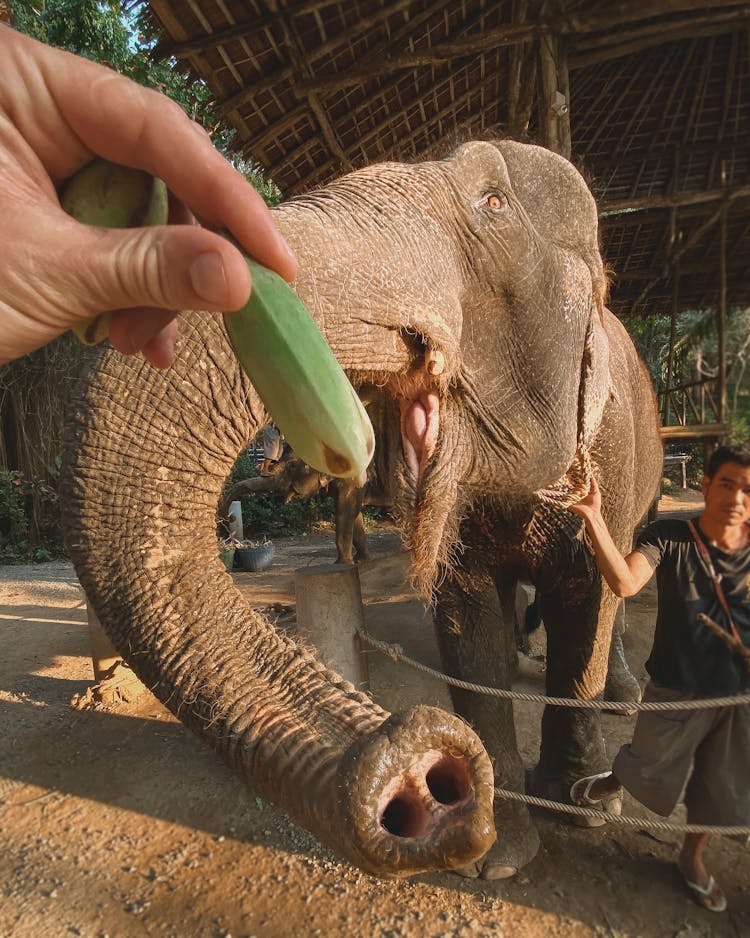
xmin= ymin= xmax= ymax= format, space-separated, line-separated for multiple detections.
xmin=59 ymin=159 xmax=374 ymax=482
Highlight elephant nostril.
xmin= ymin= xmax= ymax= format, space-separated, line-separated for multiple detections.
xmin=380 ymin=794 xmax=430 ymax=838
xmin=426 ymin=755 xmax=472 ymax=805
xmin=378 ymin=753 xmax=474 ymax=838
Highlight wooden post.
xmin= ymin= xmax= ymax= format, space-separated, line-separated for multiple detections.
xmin=73 ymin=603 xmax=147 ymax=709
xmin=537 ymin=31 xmax=570 ymax=158
xmin=538 ymin=31 xmax=559 ymax=153
xmin=557 ymin=37 xmax=572 ymax=159
xmin=717 ymin=194 xmax=728 ymax=430
xmin=87 ymin=602 xmax=122 ymax=682
xmin=227 ymin=499 xmax=244 ymax=541
xmin=295 ymin=563 xmax=370 ymax=691
xmin=507 ymin=0 xmax=524 ymax=130
xmin=664 ymin=253 xmax=679 ymax=426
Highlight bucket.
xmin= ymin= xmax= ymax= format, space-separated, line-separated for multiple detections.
xmin=236 ymin=543 xmax=275 ymax=572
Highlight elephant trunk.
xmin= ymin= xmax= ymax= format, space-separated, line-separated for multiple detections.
xmin=60 ymin=317 xmax=495 ymax=876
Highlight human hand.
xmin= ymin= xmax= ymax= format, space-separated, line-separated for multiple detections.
xmin=0 ymin=25 xmax=297 ymax=369
xmin=568 ymin=476 xmax=603 ymax=522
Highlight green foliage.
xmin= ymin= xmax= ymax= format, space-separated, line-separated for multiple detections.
xmin=0 ymin=471 xmax=28 ymax=563
xmin=231 ymin=158 xmax=282 ymax=207
xmin=9 ymin=1 xmax=271 ymax=164
xmin=0 ymin=469 xmax=65 ymax=563
xmin=623 ymin=306 xmax=750 ymax=440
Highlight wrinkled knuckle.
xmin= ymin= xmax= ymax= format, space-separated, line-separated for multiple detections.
xmin=116 ymin=231 xmax=169 ymax=307
xmin=143 ymin=238 xmax=173 ymax=307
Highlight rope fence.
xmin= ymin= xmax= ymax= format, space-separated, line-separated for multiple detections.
xmin=357 ymin=628 xmax=750 ymax=712
xmin=493 ymin=788 xmax=750 ymax=837
xmin=357 ymin=626 xmax=750 ymax=838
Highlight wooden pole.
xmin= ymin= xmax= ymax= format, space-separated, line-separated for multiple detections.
xmin=558 ymin=37 xmax=572 ymax=159
xmin=718 ymin=197 xmax=728 ymax=429
xmin=295 ymin=563 xmax=370 ymax=691
xmin=507 ymin=0 xmax=525 ymax=132
xmin=538 ymin=31 xmax=570 ymax=157
xmin=538 ymin=31 xmax=560 ymax=153
xmin=664 ymin=255 xmax=679 ymax=427
xmin=87 ymin=603 xmax=122 ymax=682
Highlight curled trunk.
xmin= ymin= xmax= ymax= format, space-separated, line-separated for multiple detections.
xmin=60 ymin=316 xmax=495 ymax=876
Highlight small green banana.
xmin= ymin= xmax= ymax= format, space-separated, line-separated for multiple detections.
xmin=59 ymin=159 xmax=169 ymax=343
xmin=222 ymin=253 xmax=374 ymax=483
xmin=59 ymin=159 xmax=374 ymax=483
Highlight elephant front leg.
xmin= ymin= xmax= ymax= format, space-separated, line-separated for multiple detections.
xmin=604 ymin=601 xmax=641 ymax=710
xmin=333 ymin=481 xmax=368 ymax=563
xmin=433 ymin=576 xmax=539 ymax=879
xmin=351 ymin=511 xmax=371 ymax=562
xmin=528 ymin=568 xmax=617 ymax=815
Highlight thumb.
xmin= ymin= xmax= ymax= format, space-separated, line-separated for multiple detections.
xmin=62 ymin=220 xmax=253 ymax=318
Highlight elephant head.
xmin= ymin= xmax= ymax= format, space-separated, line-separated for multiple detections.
xmin=61 ymin=140 xmax=617 ymax=877
xmin=280 ymin=140 xmax=611 ymax=589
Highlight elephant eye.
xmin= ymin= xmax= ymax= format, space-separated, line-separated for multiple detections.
xmin=481 ymin=191 xmax=508 ymax=211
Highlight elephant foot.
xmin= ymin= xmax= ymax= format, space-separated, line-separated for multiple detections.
xmin=454 ymin=796 xmax=539 ymax=880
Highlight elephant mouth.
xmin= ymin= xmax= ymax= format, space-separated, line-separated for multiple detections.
xmin=388 ymin=342 xmax=446 ymax=484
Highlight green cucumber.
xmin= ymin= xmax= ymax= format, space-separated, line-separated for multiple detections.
xmin=223 ymin=255 xmax=374 ymax=483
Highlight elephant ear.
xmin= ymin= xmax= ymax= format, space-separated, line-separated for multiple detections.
xmin=493 ymin=140 xmax=608 ymax=311
xmin=578 ymin=308 xmax=611 ymax=449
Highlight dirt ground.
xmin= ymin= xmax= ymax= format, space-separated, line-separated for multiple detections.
xmin=1 ymin=489 xmax=748 ymax=938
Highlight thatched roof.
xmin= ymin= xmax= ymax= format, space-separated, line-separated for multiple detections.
xmin=145 ymin=1 xmax=750 ymax=318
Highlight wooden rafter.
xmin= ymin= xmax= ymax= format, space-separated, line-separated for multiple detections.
xmin=142 ymin=0 xmax=750 ymax=317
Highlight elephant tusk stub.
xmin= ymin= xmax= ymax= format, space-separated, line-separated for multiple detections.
xmin=424 ymin=348 xmax=445 ymax=375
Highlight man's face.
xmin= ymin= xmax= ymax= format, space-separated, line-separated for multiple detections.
xmin=701 ymin=461 xmax=750 ymax=527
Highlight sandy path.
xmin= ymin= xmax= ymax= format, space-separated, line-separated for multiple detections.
xmin=1 ymin=493 xmax=748 ymax=936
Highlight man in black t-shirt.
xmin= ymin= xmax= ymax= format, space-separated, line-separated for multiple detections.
xmin=568 ymin=445 xmax=750 ymax=913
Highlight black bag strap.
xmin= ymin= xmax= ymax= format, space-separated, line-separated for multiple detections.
xmin=687 ymin=519 xmax=742 ymax=643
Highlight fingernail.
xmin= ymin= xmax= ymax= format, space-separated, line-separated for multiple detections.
xmin=158 ymin=332 xmax=176 ymax=367
xmin=189 ymin=252 xmax=229 ymax=305
xmin=281 ymin=235 xmax=296 ymax=260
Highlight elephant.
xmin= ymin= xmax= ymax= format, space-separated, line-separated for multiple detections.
xmin=222 ymin=454 xmax=387 ymax=564
xmin=221 ymin=394 xmax=396 ymax=564
xmin=61 ymin=139 xmax=662 ymax=880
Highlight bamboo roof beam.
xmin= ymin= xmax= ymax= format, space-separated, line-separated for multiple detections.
xmin=216 ymin=0 xmax=459 ymax=117
xmin=600 ymin=183 xmax=750 ymax=214
xmin=631 ymin=188 xmax=739 ymax=311
xmin=235 ymin=0 xmax=458 ymax=150
xmin=213 ymin=3 xmax=750 ymax=113
xmin=264 ymin=1 xmax=352 ymax=173
xmin=569 ymin=8 xmax=750 ymax=68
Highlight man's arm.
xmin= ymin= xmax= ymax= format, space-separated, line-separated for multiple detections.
xmin=570 ymin=478 xmax=655 ymax=598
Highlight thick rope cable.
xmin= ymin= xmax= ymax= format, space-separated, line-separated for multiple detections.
xmin=493 ymin=788 xmax=750 ymax=836
xmin=357 ymin=628 xmax=750 ymax=712
xmin=359 ymin=626 xmax=750 ymax=836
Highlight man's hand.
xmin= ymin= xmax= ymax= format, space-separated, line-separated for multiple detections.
xmin=570 ymin=476 xmax=654 ymax=598
xmin=568 ymin=476 xmax=603 ymax=523
xmin=0 ymin=26 xmax=297 ymax=368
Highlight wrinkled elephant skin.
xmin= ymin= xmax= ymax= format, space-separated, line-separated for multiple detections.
xmin=61 ymin=141 xmax=661 ymax=879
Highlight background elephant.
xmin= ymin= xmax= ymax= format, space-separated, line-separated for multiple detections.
xmin=61 ymin=140 xmax=662 ymax=880
xmin=222 ymin=456 xmax=389 ymax=563
xmin=221 ymin=393 xmax=397 ymax=564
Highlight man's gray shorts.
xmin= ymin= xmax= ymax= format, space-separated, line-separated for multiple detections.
xmin=613 ymin=681 xmax=750 ymax=825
